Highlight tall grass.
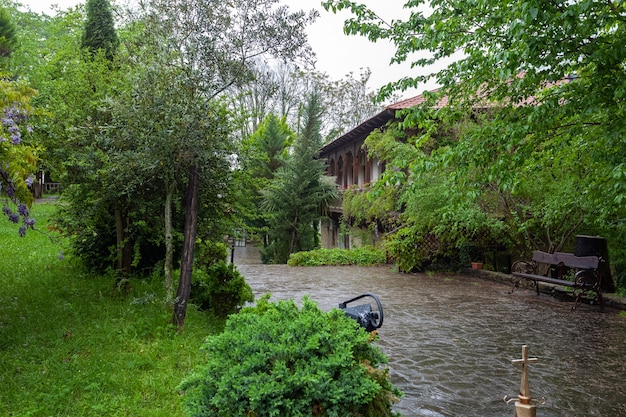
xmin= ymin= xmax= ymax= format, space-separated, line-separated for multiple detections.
xmin=0 ymin=201 xmax=217 ymax=416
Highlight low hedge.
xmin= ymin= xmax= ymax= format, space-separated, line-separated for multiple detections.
xmin=287 ymin=246 xmax=387 ymax=266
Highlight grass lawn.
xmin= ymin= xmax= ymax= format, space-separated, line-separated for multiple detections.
xmin=0 ymin=200 xmax=219 ymax=416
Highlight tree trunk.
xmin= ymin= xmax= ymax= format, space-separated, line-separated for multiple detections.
xmin=289 ymin=213 xmax=298 ymax=255
xmin=164 ymin=182 xmax=175 ymax=301
xmin=173 ymin=164 xmax=200 ymax=330
xmin=114 ymin=205 xmax=132 ymax=287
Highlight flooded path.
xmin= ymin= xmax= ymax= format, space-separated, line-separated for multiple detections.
xmin=233 ymin=245 xmax=626 ymax=417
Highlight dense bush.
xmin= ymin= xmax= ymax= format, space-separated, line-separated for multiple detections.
xmin=287 ymin=246 xmax=387 ymax=266
xmin=56 ymin=184 xmax=167 ymax=274
xmin=614 ymin=261 xmax=626 ymax=296
xmin=189 ymin=260 xmax=254 ymax=318
xmin=180 ymin=295 xmax=402 ymax=417
xmin=195 ymin=240 xmax=229 ymax=267
xmin=259 ymin=240 xmax=287 ymax=264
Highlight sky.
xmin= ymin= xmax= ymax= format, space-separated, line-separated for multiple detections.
xmin=20 ymin=0 xmax=435 ymax=100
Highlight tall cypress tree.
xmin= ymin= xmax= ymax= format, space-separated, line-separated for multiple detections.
xmin=262 ymin=92 xmax=338 ymax=263
xmin=81 ymin=0 xmax=119 ymax=60
xmin=0 ymin=7 xmax=17 ymax=61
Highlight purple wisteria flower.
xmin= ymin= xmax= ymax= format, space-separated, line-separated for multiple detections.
xmin=5 ymin=183 xmax=15 ymax=198
xmin=2 ymin=106 xmax=29 ymax=146
xmin=1 ymin=105 xmax=37 ymax=236
xmin=2 ymin=203 xmax=36 ymax=236
xmin=17 ymin=203 xmax=28 ymax=217
xmin=5 ymin=107 xmax=26 ymax=123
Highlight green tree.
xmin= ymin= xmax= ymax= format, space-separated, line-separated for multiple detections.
xmin=0 ymin=6 xmax=16 ymax=61
xmin=10 ymin=3 xmax=83 ymax=84
xmin=324 ymin=0 xmax=626 ymax=264
xmin=10 ymin=0 xmax=317 ymax=327
xmin=81 ymin=0 xmax=118 ymax=60
xmin=80 ymin=3 xmax=129 ymax=272
xmin=245 ymin=114 xmax=294 ymax=179
xmin=261 ymin=92 xmax=338 ymax=263
xmin=11 ymin=6 xmax=164 ymax=276
xmin=236 ymin=113 xmax=294 ymax=246
xmin=229 ymin=61 xmax=303 ymax=141
xmin=135 ymin=0 xmax=316 ymax=328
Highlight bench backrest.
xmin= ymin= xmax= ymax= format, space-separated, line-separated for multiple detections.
xmin=532 ymin=250 xmax=599 ymax=270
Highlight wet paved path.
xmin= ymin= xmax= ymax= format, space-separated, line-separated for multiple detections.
xmin=233 ymin=245 xmax=626 ymax=417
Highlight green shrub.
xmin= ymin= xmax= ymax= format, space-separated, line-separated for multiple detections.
xmin=180 ymin=295 xmax=402 ymax=417
xmin=259 ymin=241 xmax=281 ymax=264
xmin=56 ymin=184 xmax=166 ymax=274
xmin=189 ymin=261 xmax=254 ymax=318
xmin=384 ymin=226 xmax=448 ymax=272
xmin=288 ymin=246 xmax=387 ymax=266
xmin=614 ymin=261 xmax=626 ymax=296
xmin=195 ymin=240 xmax=229 ymax=268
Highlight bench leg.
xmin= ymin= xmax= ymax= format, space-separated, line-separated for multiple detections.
xmin=571 ymin=289 xmax=582 ymax=310
xmin=510 ymin=277 xmax=520 ymax=294
xmin=571 ymin=288 xmax=604 ymax=310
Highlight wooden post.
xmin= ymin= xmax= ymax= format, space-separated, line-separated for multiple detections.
xmin=343 ymin=153 xmax=349 ymax=188
xmin=511 ymin=345 xmax=538 ymax=417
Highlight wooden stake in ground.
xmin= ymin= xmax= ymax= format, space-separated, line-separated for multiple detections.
xmin=511 ymin=345 xmax=539 ymax=417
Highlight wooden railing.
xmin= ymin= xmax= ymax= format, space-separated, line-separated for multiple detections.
xmin=42 ymin=183 xmax=61 ymax=194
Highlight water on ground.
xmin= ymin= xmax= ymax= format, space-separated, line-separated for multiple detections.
xmin=232 ymin=245 xmax=626 ymax=417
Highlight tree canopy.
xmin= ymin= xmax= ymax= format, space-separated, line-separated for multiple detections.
xmin=323 ymin=0 xmax=626 ymax=265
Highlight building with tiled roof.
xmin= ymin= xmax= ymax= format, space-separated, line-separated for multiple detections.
xmin=318 ymin=91 xmax=436 ymax=249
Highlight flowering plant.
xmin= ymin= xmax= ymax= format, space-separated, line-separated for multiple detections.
xmin=0 ymin=79 xmax=39 ymax=236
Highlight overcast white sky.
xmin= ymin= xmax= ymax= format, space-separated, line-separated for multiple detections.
xmin=21 ymin=0 xmax=435 ymax=100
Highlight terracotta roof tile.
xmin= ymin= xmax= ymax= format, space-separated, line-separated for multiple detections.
xmin=385 ymin=87 xmax=451 ymax=110
xmin=320 ymin=74 xmax=575 ymax=156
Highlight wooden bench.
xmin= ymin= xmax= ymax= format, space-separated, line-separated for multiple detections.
xmin=511 ymin=250 xmax=603 ymax=309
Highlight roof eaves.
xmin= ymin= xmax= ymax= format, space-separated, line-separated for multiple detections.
xmin=319 ymin=109 xmax=396 ymax=156
xmin=319 ymin=87 xmax=443 ymax=157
